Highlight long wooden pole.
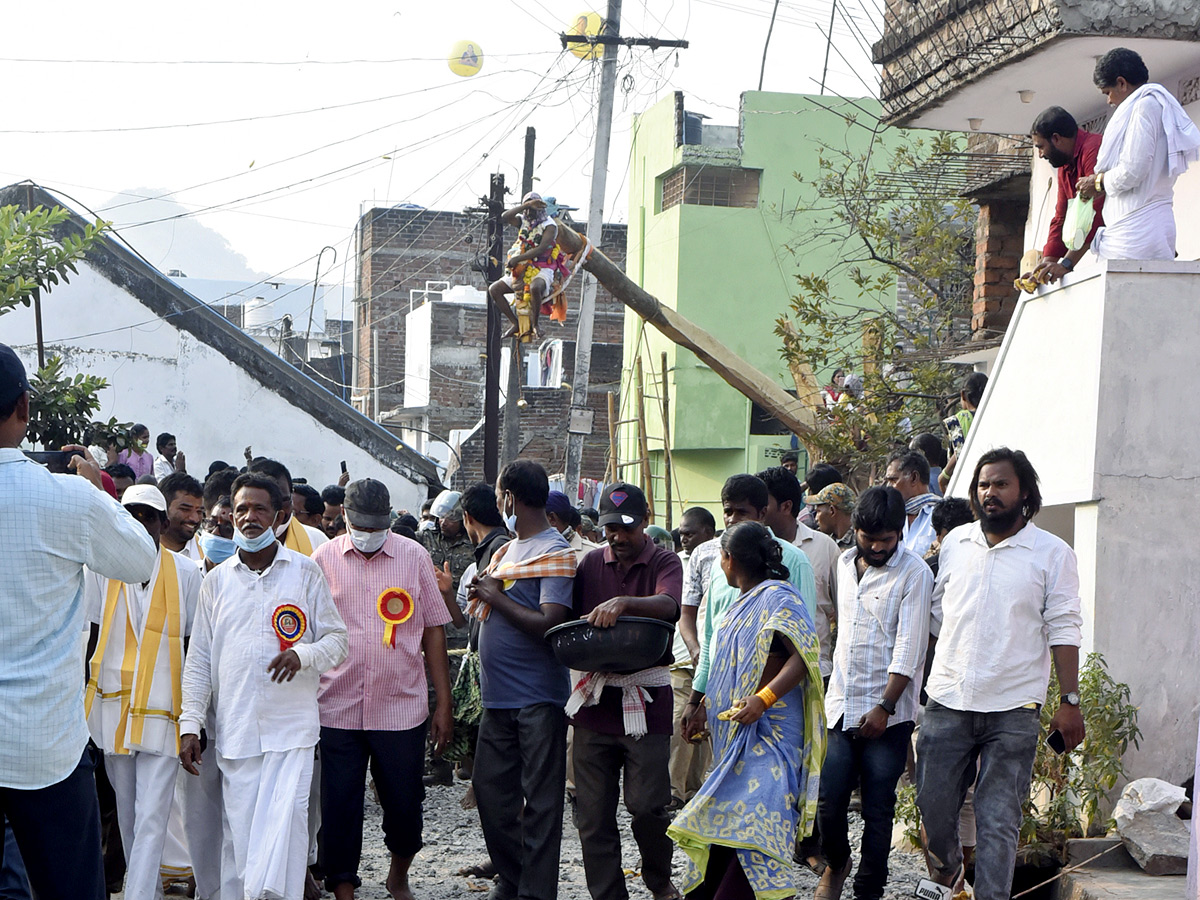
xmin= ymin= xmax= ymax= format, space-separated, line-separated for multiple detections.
xmin=574 ymin=235 xmax=817 ymax=443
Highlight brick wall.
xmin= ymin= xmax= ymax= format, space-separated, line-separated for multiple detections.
xmin=453 ymin=341 xmax=623 ymax=485
xmin=971 ymin=194 xmax=1028 ymax=338
xmin=355 ymin=207 xmax=627 ymax=413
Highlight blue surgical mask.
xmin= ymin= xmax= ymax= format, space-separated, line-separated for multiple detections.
xmin=506 ymin=514 xmax=518 ymax=533
xmin=198 ymin=532 xmax=237 ymax=565
xmin=233 ymin=524 xmax=278 ymax=553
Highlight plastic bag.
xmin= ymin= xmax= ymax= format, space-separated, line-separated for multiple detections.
xmin=1063 ymin=196 xmax=1096 ymax=251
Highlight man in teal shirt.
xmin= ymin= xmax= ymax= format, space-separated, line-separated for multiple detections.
xmin=691 ymin=474 xmax=815 ymax=694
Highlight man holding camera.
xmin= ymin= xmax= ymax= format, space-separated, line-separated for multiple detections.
xmin=0 ymin=343 xmax=157 ymax=899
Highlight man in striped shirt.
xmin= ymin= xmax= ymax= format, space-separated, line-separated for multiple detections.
xmin=313 ymin=479 xmax=452 ymax=900
xmin=816 ymin=487 xmax=933 ymax=900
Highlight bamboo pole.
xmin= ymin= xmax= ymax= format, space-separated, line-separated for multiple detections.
xmin=633 ymin=355 xmax=654 ymax=520
xmin=660 ymin=351 xmax=673 ymax=530
xmin=606 ymin=390 xmax=618 ymax=484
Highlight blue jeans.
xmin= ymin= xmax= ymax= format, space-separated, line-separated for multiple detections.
xmin=816 ymin=718 xmax=913 ymax=900
xmin=915 ymin=700 xmax=1040 ymax=900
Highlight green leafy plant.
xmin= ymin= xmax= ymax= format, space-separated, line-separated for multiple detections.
xmin=774 ymin=128 xmax=976 ymax=480
xmin=0 ymin=204 xmax=107 ymax=316
xmin=1021 ymin=652 xmax=1141 ymax=848
xmin=24 ymin=355 xmax=130 ymax=450
xmin=892 ymin=653 xmax=1140 ymax=856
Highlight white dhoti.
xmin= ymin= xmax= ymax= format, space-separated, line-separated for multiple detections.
xmin=161 ymin=772 xmax=193 ymax=888
xmin=218 ymin=749 xmax=313 ymax=900
xmin=182 ymin=714 xmax=225 ymax=900
xmin=1092 ymin=199 xmax=1177 ymax=261
xmin=107 ymin=751 xmax=180 ymax=900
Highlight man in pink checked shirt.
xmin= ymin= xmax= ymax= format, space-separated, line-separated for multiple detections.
xmin=312 ymin=479 xmax=453 ymax=900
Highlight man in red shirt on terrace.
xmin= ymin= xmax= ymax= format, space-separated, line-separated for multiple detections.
xmin=1025 ymin=106 xmax=1105 ymax=284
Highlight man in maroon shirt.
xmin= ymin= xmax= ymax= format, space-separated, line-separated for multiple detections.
xmin=1025 ymin=106 xmax=1105 ymax=284
xmin=567 ymin=483 xmax=683 ymax=900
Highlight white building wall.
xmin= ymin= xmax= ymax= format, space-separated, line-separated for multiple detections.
xmin=3 ymin=263 xmax=426 ymax=512
xmin=948 ymin=260 xmax=1200 ymax=783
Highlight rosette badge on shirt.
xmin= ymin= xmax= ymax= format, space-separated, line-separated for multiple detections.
xmin=377 ymin=588 xmax=414 ymax=648
xmin=272 ymin=604 xmax=307 ymax=651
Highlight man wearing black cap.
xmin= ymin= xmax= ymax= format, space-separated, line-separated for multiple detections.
xmin=313 ymin=479 xmax=453 ymax=900
xmin=566 ymin=483 xmax=683 ymax=900
xmin=0 ymin=343 xmax=158 ymax=900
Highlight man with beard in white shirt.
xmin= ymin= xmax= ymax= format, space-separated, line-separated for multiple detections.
xmin=180 ymin=473 xmax=347 ymax=900
xmin=916 ymin=448 xmax=1083 ymax=900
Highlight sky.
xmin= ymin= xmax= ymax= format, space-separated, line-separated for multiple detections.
xmin=1 ymin=0 xmax=883 ymax=299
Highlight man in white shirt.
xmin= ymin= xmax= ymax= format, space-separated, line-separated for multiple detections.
xmin=84 ymin=484 xmax=202 ymax=900
xmin=1078 ymin=47 xmax=1200 ymax=260
xmin=153 ymin=433 xmax=185 ymax=481
xmin=179 ymin=473 xmax=347 ymax=900
xmin=757 ymin=466 xmax=840 ymax=684
xmin=159 ymin=472 xmax=206 ymax=566
xmin=916 ymin=448 xmax=1084 ymax=900
xmin=884 ymin=450 xmax=938 ymax=558
xmin=667 ymin=507 xmax=715 ymax=810
xmin=816 ymin=487 xmax=933 ymax=900
xmin=0 ymin=344 xmax=159 ymax=899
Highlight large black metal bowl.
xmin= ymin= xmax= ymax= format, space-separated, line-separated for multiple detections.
xmin=545 ymin=615 xmax=673 ymax=674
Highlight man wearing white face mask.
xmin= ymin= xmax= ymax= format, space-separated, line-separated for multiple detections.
xmin=248 ymin=458 xmax=329 ymax=557
xmin=311 ymin=479 xmax=453 ymax=900
xmin=179 ymin=473 xmax=347 ymax=900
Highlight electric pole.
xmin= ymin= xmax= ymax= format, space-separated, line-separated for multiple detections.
xmin=563 ymin=0 xmax=621 ymax=503
xmin=503 ymin=128 xmax=536 ymax=465
xmin=483 ymin=173 xmax=505 ymax=483
xmin=560 ymin=3 xmax=687 ymax=503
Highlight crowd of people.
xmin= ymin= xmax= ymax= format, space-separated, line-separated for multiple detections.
xmin=1 ymin=335 xmax=1086 ymax=900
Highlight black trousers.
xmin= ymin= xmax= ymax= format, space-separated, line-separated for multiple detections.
xmin=318 ymin=724 xmax=427 ymax=890
xmin=0 ymin=746 xmax=105 ymax=900
xmin=573 ymin=728 xmax=673 ymax=900
xmin=473 ymin=704 xmax=567 ymax=900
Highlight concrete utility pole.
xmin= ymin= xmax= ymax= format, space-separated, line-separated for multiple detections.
xmin=560 ymin=5 xmax=688 ymax=502
xmin=483 ymin=173 xmax=505 ymax=483
xmin=503 ymin=128 xmax=536 ymax=465
xmin=563 ymin=0 xmax=622 ymax=503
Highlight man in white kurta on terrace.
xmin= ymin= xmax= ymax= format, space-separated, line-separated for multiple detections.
xmin=179 ymin=473 xmax=347 ymax=900
xmin=1077 ymin=47 xmax=1200 ymax=260
xmin=84 ymin=484 xmax=202 ymax=900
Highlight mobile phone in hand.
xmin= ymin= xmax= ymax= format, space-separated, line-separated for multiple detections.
xmin=1046 ymin=729 xmax=1067 ymax=754
xmin=340 ymin=460 xmax=347 ymax=474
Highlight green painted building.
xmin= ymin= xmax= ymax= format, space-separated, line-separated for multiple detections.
xmin=621 ymin=90 xmax=891 ymax=523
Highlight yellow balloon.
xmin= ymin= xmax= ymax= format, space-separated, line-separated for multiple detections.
xmin=448 ymin=40 xmax=484 ymax=77
xmin=568 ymin=12 xmax=604 ymax=60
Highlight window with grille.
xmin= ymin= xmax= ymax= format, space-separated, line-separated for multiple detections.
xmin=660 ymin=166 xmax=761 ymax=211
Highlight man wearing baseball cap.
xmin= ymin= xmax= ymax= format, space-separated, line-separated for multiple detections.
xmin=0 ymin=342 xmax=157 ymax=899
xmin=83 ymin=484 xmax=203 ymax=900
xmin=807 ymin=483 xmax=857 ymax=551
xmin=313 ymin=479 xmax=453 ymax=900
xmin=566 ymin=482 xmax=683 ymax=900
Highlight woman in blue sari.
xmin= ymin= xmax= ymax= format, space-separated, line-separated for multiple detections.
xmin=671 ymin=521 xmax=825 ymax=900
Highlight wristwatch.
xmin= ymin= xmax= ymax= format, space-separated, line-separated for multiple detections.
xmin=1058 ymin=257 xmax=1074 ymax=271
xmin=878 ymin=697 xmax=897 ymax=716
xmin=1060 ymin=692 xmax=1080 ymax=707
